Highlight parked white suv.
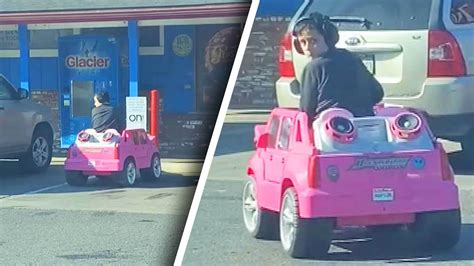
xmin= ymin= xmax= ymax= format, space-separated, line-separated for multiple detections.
xmin=0 ymin=74 xmax=54 ymax=173
xmin=276 ymin=0 xmax=474 ymax=158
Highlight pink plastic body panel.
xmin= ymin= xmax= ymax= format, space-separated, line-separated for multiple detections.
xmin=248 ymin=107 xmax=460 ymax=226
xmin=64 ymin=128 xmax=159 ymax=175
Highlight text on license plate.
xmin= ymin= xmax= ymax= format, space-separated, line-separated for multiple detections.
xmin=372 ymin=188 xmax=394 ymax=202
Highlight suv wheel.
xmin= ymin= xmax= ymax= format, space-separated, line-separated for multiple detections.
xmin=19 ymin=128 xmax=53 ymax=173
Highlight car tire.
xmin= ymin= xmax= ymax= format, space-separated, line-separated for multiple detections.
xmin=19 ymin=128 xmax=53 ymax=173
xmin=279 ymin=187 xmax=333 ymax=258
xmin=118 ymin=158 xmax=138 ymax=187
xmin=65 ymin=171 xmax=88 ymax=186
xmin=409 ymin=209 xmax=461 ymax=251
xmin=141 ymin=153 xmax=161 ymax=181
xmin=242 ymin=179 xmax=279 ymax=240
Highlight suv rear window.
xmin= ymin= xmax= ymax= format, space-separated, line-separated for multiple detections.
xmin=304 ymin=0 xmax=433 ymax=30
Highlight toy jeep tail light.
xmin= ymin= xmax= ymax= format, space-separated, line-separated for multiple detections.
xmin=391 ymin=112 xmax=422 ymax=139
xmin=77 ymin=131 xmax=90 ymax=142
xmin=113 ymin=143 xmax=120 ymax=159
xmin=307 ymin=155 xmax=319 ymax=188
xmin=325 ymin=116 xmax=356 ymax=143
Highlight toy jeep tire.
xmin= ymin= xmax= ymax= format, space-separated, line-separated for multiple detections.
xmin=118 ymin=158 xmax=138 ymax=187
xmin=410 ymin=209 xmax=461 ymax=251
xmin=65 ymin=170 xmax=88 ymax=186
xmin=242 ymin=179 xmax=279 ymax=240
xmin=279 ymin=187 xmax=333 ymax=258
xmin=141 ymin=153 xmax=161 ymax=181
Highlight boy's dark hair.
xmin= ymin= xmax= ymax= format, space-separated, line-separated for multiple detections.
xmin=292 ymin=12 xmax=339 ymax=51
xmin=95 ymin=91 xmax=110 ymax=104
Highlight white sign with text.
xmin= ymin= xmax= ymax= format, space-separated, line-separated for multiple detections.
xmin=126 ymin=97 xmax=147 ymax=130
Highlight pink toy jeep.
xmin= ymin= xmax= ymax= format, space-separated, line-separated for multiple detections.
xmin=243 ymin=106 xmax=461 ymax=258
xmin=64 ymin=128 xmax=161 ymax=187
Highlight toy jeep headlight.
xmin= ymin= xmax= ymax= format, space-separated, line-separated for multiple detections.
xmin=77 ymin=131 xmax=90 ymax=142
xmin=325 ymin=116 xmax=356 ymax=143
xmin=391 ymin=112 xmax=422 ymax=139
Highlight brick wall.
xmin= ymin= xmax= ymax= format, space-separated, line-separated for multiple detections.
xmin=30 ymin=90 xmax=63 ymax=154
xmin=230 ymin=16 xmax=291 ymax=109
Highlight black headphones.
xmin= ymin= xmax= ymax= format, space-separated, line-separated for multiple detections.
xmin=292 ymin=12 xmax=339 ymax=53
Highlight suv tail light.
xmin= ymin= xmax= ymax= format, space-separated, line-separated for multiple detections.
xmin=307 ymin=155 xmax=319 ymax=188
xmin=278 ymin=32 xmax=296 ymax=77
xmin=428 ymin=30 xmax=466 ymax=77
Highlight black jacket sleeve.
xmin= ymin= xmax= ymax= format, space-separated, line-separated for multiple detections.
xmin=299 ymin=61 xmax=321 ymax=121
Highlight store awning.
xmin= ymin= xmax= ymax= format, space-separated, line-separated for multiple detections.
xmin=0 ymin=1 xmax=250 ymax=24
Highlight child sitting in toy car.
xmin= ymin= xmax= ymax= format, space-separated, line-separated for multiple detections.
xmin=91 ymin=91 xmax=120 ymax=133
xmin=293 ymin=12 xmax=384 ymax=121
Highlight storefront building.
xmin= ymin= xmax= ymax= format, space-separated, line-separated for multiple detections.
xmin=0 ymin=0 xmax=249 ymax=158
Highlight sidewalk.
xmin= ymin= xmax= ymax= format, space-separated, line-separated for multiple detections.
xmin=225 ymin=109 xmax=271 ymax=124
xmin=51 ymin=157 xmax=203 ymax=176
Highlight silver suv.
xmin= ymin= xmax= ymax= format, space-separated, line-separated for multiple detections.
xmin=276 ymin=0 xmax=474 ymax=157
xmin=0 ymin=74 xmax=54 ymax=173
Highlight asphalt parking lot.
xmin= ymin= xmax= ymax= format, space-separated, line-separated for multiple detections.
xmin=0 ymin=159 xmax=199 ymax=265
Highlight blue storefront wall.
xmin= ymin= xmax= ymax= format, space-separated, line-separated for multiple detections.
xmin=140 ymin=25 xmax=196 ymax=113
xmin=0 ymin=24 xmax=233 ymax=114
xmin=256 ymin=0 xmax=304 ymax=16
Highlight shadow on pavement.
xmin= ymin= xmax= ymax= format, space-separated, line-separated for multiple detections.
xmin=0 ymin=160 xmax=197 ymax=196
xmin=299 ymin=223 xmax=474 ymax=263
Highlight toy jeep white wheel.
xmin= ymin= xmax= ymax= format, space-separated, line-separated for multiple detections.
xmin=119 ymin=159 xmax=137 ymax=187
xmin=242 ymin=178 xmax=279 ymax=240
xmin=280 ymin=187 xmax=333 ymax=258
xmin=65 ymin=170 xmax=88 ymax=186
xmin=141 ymin=153 xmax=161 ymax=181
xmin=410 ymin=209 xmax=461 ymax=251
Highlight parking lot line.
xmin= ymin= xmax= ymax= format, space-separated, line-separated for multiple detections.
xmin=23 ymin=183 xmax=67 ymax=195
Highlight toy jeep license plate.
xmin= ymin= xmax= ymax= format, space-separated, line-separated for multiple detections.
xmin=372 ymin=188 xmax=394 ymax=202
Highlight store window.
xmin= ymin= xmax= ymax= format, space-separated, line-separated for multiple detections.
xmin=0 ymin=30 xmax=18 ymax=49
xmin=29 ymin=29 xmax=74 ymax=49
xmin=139 ymin=26 xmax=161 ymax=47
